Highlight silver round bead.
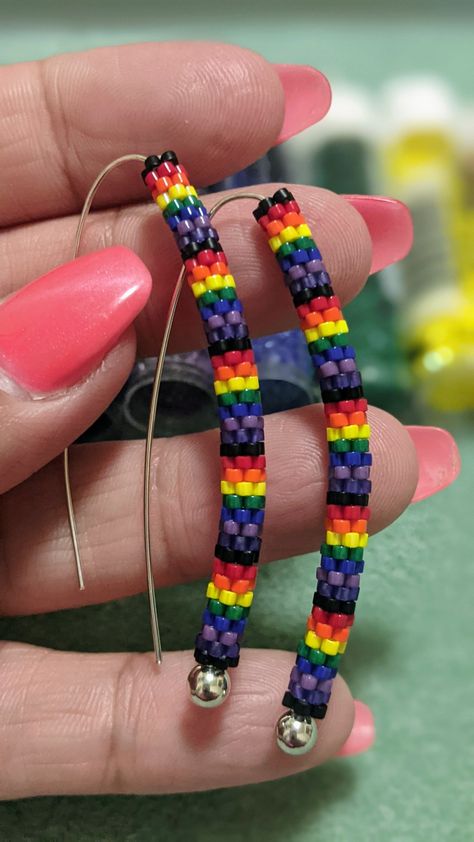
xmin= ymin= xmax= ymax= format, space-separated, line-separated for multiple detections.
xmin=275 ymin=710 xmax=318 ymax=755
xmin=188 ymin=665 xmax=231 ymax=708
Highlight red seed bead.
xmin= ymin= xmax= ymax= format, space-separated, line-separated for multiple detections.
xmin=309 ymin=296 xmax=328 ymax=311
xmin=342 ymin=506 xmax=361 ymax=519
xmin=215 ymin=251 xmax=227 ymax=263
xmin=283 ymin=200 xmax=300 ymax=214
xmin=185 ymin=257 xmax=199 ymax=272
xmin=211 ymin=355 xmax=224 ymax=369
xmin=253 ymin=455 xmax=266 ymax=469
xmin=144 ymin=170 xmax=158 ymax=188
xmin=355 ymin=398 xmax=368 ymax=411
xmin=268 ymin=203 xmax=286 ymax=220
xmin=197 ymin=250 xmax=217 ymax=266
xmin=360 ymin=506 xmax=371 ymax=519
xmin=235 ymin=456 xmax=253 ymax=469
xmin=327 ymin=295 xmax=341 ymax=308
xmin=241 ymin=565 xmax=257 ymax=580
xmin=242 ymin=349 xmax=255 ymax=363
xmin=258 ymin=215 xmax=270 ymax=230
xmin=312 ymin=606 xmax=329 ymax=624
xmin=157 ymin=161 xmax=177 ymax=177
xmin=224 ymin=350 xmax=244 ymax=366
xmin=338 ymin=400 xmax=355 ymax=412
xmin=296 ymin=303 xmax=311 ymax=318
xmin=327 ymin=505 xmax=343 ymax=519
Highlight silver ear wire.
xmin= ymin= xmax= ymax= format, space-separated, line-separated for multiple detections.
xmin=64 ymin=154 xmax=147 ymax=590
xmin=143 ymin=191 xmax=264 ymax=666
xmin=64 ymin=166 xmax=264 ymax=665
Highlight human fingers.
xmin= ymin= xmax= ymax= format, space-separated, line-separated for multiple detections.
xmin=0 ymin=643 xmax=359 ymax=799
xmin=0 ymin=42 xmax=330 ymax=226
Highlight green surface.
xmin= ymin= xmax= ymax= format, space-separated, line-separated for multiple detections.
xmin=0 ymin=430 xmax=472 ymax=841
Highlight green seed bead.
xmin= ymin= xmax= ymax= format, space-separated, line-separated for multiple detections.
xmin=349 ymin=547 xmax=364 ymax=561
xmin=308 ymin=338 xmax=332 ymax=354
xmin=297 ymin=640 xmax=310 ymax=659
xmin=278 ymin=242 xmax=295 ymax=258
xmin=325 ymin=653 xmax=341 ymax=669
xmin=208 ymin=599 xmax=225 ymax=616
xmin=183 ymin=195 xmax=202 ymax=209
xmin=224 ymin=494 xmax=242 ymax=509
xmin=225 ymin=604 xmax=243 ymax=621
xmin=245 ymin=495 xmax=265 ymax=509
xmin=163 ymin=199 xmax=183 ymax=218
xmin=295 ymin=236 xmax=316 ymax=250
xmin=331 ymin=439 xmax=350 ymax=453
xmin=218 ymin=392 xmax=236 ymax=406
xmin=308 ymin=648 xmax=326 ymax=666
xmin=332 ymin=545 xmax=349 ymax=560
xmin=220 ymin=287 xmax=237 ymax=301
xmin=238 ymin=389 xmax=259 ymax=403
xmin=200 ymin=290 xmax=219 ymax=306
xmin=332 ymin=332 xmax=350 ymax=347
xmin=353 ymin=438 xmax=369 ymax=452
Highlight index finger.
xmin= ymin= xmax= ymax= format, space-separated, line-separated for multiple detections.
xmin=0 ymin=42 xmax=330 ymax=227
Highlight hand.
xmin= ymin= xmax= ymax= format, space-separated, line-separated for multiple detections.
xmin=0 ymin=41 xmax=453 ymax=800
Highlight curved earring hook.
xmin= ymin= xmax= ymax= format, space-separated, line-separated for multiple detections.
xmin=64 ymin=154 xmax=147 ymax=590
xmin=144 ymin=190 xmax=265 ymax=665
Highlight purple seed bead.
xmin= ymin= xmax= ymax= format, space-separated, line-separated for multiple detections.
xmin=195 ymin=635 xmax=206 ymax=652
xmin=317 ymin=679 xmax=334 ymax=694
xmin=316 ymin=568 xmax=327 ymax=582
xmin=290 ymin=666 xmax=301 ymax=682
xmin=345 ymin=574 xmax=360 ymax=588
xmin=289 ymin=681 xmax=305 ymax=701
xmin=241 ymin=523 xmax=259 ymax=538
xmin=220 ymin=631 xmax=238 ymax=647
xmin=328 ymin=571 xmax=345 ymax=586
xmin=202 ymin=624 xmax=218 ymax=642
xmin=320 ymin=361 xmax=340 ymax=378
xmin=339 ymin=358 xmax=356 ymax=373
xmin=333 ymin=466 xmax=351 ymax=479
xmin=223 ymin=520 xmax=239 ymax=535
xmin=242 ymin=415 xmax=258 ymax=429
xmin=305 ymin=259 xmax=325 ymax=274
xmin=300 ymin=673 xmax=318 ymax=691
xmin=353 ymin=466 xmax=370 ymax=479
xmin=223 ymin=418 xmax=239 ymax=432
xmin=226 ymin=310 xmax=242 ymax=325
xmin=209 ymin=641 xmax=224 ymax=658
xmin=288 ymin=264 xmax=307 ymax=281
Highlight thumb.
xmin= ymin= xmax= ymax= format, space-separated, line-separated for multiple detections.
xmin=0 ymin=246 xmax=152 ymax=492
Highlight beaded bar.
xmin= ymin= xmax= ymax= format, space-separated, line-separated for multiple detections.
xmin=254 ymin=188 xmax=372 ymax=722
xmin=142 ymin=152 xmax=265 ymax=672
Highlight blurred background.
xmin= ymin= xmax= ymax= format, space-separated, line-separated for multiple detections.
xmin=0 ymin=2 xmax=473 ymax=841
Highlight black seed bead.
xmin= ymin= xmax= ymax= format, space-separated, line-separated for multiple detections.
xmin=310 ymin=703 xmax=327 ymax=719
xmin=181 ymin=241 xmax=202 ymax=260
xmin=208 ymin=337 xmax=252 ymax=356
xmin=141 ymin=154 xmax=161 ymax=182
xmin=312 ymin=592 xmax=356 ymax=615
xmin=220 ymin=443 xmax=265 ymax=457
xmin=253 ymin=197 xmax=275 ymax=221
xmin=194 ymin=649 xmax=239 ymax=670
xmin=214 ymin=545 xmax=260 ymax=567
xmin=272 ymin=187 xmax=295 ymax=204
xmin=161 ymin=150 xmax=178 ymax=164
xmin=326 ymin=492 xmax=369 ymax=507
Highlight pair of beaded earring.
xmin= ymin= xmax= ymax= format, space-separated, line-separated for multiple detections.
xmin=65 ymin=151 xmax=372 ymax=756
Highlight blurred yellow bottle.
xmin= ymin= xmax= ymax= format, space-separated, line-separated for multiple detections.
xmin=383 ymin=78 xmax=474 ymax=412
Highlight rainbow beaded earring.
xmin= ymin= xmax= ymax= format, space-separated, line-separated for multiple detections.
xmin=253 ymin=189 xmax=371 ymax=754
xmin=64 ymin=152 xmax=372 ymax=757
xmin=141 ymin=153 xmax=267 ymax=706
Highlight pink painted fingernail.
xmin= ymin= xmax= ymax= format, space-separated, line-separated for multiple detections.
xmin=273 ymin=64 xmax=332 ymax=145
xmin=406 ymin=426 xmax=461 ymax=503
xmin=0 ymin=246 xmax=152 ymax=393
xmin=343 ymin=195 xmax=414 ymax=273
xmin=337 ymin=700 xmax=375 ymax=757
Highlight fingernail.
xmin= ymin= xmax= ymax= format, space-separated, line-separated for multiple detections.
xmin=406 ymin=426 xmax=461 ymax=503
xmin=0 ymin=246 xmax=151 ymax=393
xmin=273 ymin=64 xmax=332 ymax=145
xmin=337 ymin=700 xmax=375 ymax=757
xmin=343 ymin=195 xmax=413 ymax=273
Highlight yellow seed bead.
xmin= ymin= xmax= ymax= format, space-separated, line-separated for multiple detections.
xmin=305 ymin=631 xmax=322 ymax=650
xmin=326 ymin=427 xmax=341 ymax=442
xmin=220 ymin=481 xmax=235 ymax=495
xmin=206 ymin=274 xmax=224 ymax=291
xmin=236 ymin=591 xmax=253 ymax=608
xmin=254 ymin=482 xmax=266 ymax=496
xmin=228 ymin=377 xmax=246 ymax=392
xmin=326 ymin=531 xmax=340 ymax=546
xmin=206 ymin=582 xmax=220 ymax=600
xmin=245 ymin=376 xmax=259 ymax=390
xmin=214 ymin=381 xmax=228 ymax=396
xmin=280 ymin=226 xmax=299 ymax=243
xmin=342 ymin=532 xmax=360 ymax=548
xmin=168 ymin=184 xmax=187 ymax=200
xmin=321 ymin=638 xmax=339 ymax=656
xmin=304 ymin=327 xmax=320 ymax=343
xmin=185 ymin=185 xmax=198 ymax=197
xmin=338 ymin=641 xmax=347 ymax=654
xmin=269 ymin=235 xmax=282 ymax=252
xmin=223 ymin=274 xmax=236 ymax=288
xmin=359 ymin=532 xmax=369 ymax=548
xmin=191 ymin=281 xmax=207 ymax=298
xmin=359 ymin=423 xmax=371 ymax=439
xmin=335 ymin=319 xmax=348 ymax=334
xmin=319 ymin=321 xmax=337 ymax=337
xmin=156 ymin=192 xmax=170 ymax=210
xmin=342 ymin=425 xmax=359 ymax=439
xmin=219 ymin=589 xmax=237 ymax=606
xmin=296 ymin=224 xmax=311 ymax=237
xmin=235 ymin=482 xmax=253 ymax=496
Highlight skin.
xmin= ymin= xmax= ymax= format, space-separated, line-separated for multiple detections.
xmin=0 ymin=42 xmax=418 ymax=799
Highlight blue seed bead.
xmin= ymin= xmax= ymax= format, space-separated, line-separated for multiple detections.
xmin=296 ymin=656 xmax=312 ymax=673
xmin=214 ymin=615 xmax=231 ymax=632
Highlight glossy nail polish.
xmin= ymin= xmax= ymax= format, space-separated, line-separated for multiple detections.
xmin=343 ymin=195 xmax=414 ymax=273
xmin=407 ymin=426 xmax=461 ymax=503
xmin=273 ymin=64 xmax=332 ymax=145
xmin=0 ymin=246 xmax=152 ymax=393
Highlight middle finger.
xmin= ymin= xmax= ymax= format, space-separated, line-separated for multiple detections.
xmin=0 ymin=183 xmax=377 ymax=355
